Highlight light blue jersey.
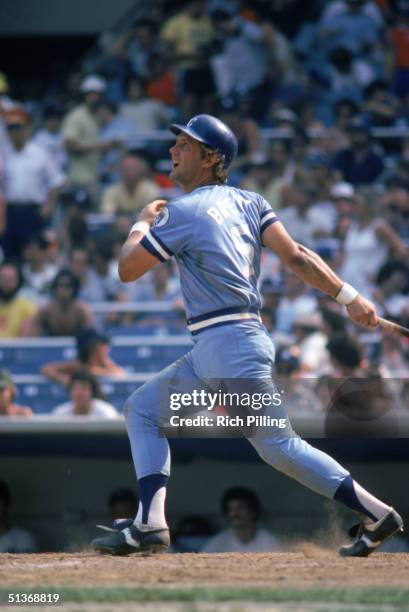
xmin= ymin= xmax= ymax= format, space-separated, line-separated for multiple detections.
xmin=141 ymin=185 xmax=278 ymax=334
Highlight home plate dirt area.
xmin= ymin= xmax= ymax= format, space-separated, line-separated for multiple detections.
xmin=0 ymin=549 xmax=408 ymax=611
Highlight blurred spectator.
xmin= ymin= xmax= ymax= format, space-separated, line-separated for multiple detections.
xmin=41 ymin=328 xmax=125 ymax=386
xmin=260 ymin=278 xmax=283 ymax=330
xmin=321 ymin=0 xmax=384 ymax=30
xmin=274 ymin=346 xmax=319 ymax=412
xmin=292 ymin=312 xmax=329 ymax=375
xmin=145 ymin=54 xmax=178 ymax=107
xmin=129 ymin=262 xmax=181 ymax=302
xmin=210 ymin=8 xmax=275 ymax=121
xmin=1 ymin=108 xmax=65 ymax=260
xmin=33 ymin=102 xmax=67 ymax=173
xmin=63 ymin=75 xmax=121 ymax=193
xmin=340 ymin=191 xmax=409 ymax=298
xmin=240 ymin=157 xmax=284 ymax=211
xmin=275 ymin=269 xmax=318 ymax=334
xmin=279 ymin=181 xmax=333 ymax=248
xmin=319 ymin=0 xmax=381 ymax=59
xmin=326 ymin=98 xmax=358 ymax=153
xmin=90 ymin=238 xmax=126 ymax=302
xmin=96 ymin=99 xmax=130 ymax=185
xmin=109 ymin=488 xmax=138 ymax=522
xmin=333 ymin=119 xmax=384 ymax=185
xmin=326 ymin=332 xmax=365 ymax=376
xmin=109 ymin=19 xmax=162 ymax=83
xmin=172 ymin=515 xmax=215 ymax=553
xmin=101 ymin=152 xmax=161 ymax=216
xmin=0 ymin=261 xmax=36 ymax=337
xmin=51 ymin=369 xmax=119 ymax=418
xmin=20 ymin=234 xmax=58 ymax=303
xmin=33 ymin=269 xmax=94 ymax=336
xmin=119 ymin=75 xmax=169 ymax=133
xmin=389 ymin=9 xmax=409 ymax=98
xmin=219 ymin=96 xmax=263 ymax=168
xmin=161 ymin=0 xmax=216 ymax=118
xmin=378 ymin=328 xmax=409 ymax=377
xmin=68 ymin=247 xmax=110 ymax=303
xmin=58 ymin=188 xmax=92 ymax=253
xmin=201 ymin=487 xmax=281 ymax=552
xmin=374 ymin=260 xmax=409 ymax=319
xmin=0 ymin=370 xmax=33 ymax=417
xmin=0 ymin=481 xmax=37 ymax=553
xmin=363 ymin=79 xmax=401 ymax=127
xmin=318 ymin=45 xmax=376 ymax=104
xmin=0 ymin=72 xmax=16 ymax=152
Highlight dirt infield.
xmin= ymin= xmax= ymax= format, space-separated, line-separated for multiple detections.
xmin=0 ymin=549 xmax=408 ymax=589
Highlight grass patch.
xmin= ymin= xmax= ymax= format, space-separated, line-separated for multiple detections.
xmin=1 ymin=586 xmax=409 ymax=606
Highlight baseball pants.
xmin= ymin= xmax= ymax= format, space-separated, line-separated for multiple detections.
xmin=125 ymin=321 xmax=349 ymax=498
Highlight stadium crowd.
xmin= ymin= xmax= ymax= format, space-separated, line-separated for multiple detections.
xmin=0 ymin=0 xmax=408 ymax=419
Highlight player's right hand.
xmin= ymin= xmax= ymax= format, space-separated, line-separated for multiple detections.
xmin=138 ymin=200 xmax=168 ymax=226
xmin=346 ymin=294 xmax=378 ymax=329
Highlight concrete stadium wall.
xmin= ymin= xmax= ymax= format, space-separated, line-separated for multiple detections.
xmin=1 ymin=455 xmax=408 ymax=552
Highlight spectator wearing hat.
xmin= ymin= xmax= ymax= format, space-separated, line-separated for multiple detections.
xmin=201 ymin=487 xmax=281 ymax=553
xmin=32 ymin=269 xmax=94 ymax=337
xmin=0 ymin=261 xmax=37 ymax=338
xmin=41 ymin=327 xmax=125 ymax=386
xmin=63 ymin=75 xmax=122 ymax=192
xmin=51 ymin=369 xmax=119 ymax=418
xmin=0 ymin=370 xmax=33 ymax=417
xmin=0 ymin=481 xmax=37 ymax=553
xmin=33 ymin=103 xmax=67 ymax=173
xmin=1 ymin=108 xmax=65 ymax=260
xmin=333 ymin=119 xmax=384 ymax=185
xmin=101 ymin=151 xmax=161 ymax=216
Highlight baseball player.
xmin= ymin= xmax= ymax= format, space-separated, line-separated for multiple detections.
xmin=91 ymin=115 xmax=403 ymax=557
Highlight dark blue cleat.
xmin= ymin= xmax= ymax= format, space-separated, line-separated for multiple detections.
xmin=339 ymin=508 xmax=404 ymax=557
xmin=91 ymin=523 xmax=170 ymax=556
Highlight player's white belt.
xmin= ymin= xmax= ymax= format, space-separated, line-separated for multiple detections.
xmin=187 ymin=307 xmax=261 ymax=335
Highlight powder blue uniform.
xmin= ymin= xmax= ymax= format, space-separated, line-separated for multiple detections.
xmin=125 ymin=184 xmax=349 ymax=497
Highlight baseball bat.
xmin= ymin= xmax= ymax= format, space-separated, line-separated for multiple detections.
xmin=377 ymin=317 xmax=409 ymax=338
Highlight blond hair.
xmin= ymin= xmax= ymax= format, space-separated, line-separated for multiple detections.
xmin=200 ymin=144 xmax=228 ymax=184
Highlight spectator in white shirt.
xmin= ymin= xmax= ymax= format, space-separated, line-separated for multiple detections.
xmin=201 ymin=487 xmax=281 ymax=553
xmin=1 ymin=108 xmax=65 ymax=260
xmin=51 ymin=370 xmax=119 ymax=418
xmin=0 ymin=480 xmax=37 ymax=553
xmin=33 ymin=103 xmax=67 ymax=174
xmin=21 ymin=234 xmax=58 ymax=304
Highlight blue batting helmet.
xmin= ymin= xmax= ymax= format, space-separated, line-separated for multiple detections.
xmin=170 ymin=114 xmax=238 ymax=168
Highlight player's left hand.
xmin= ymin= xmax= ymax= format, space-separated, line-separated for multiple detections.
xmin=138 ymin=200 xmax=168 ymax=226
xmin=346 ymin=294 xmax=378 ymax=329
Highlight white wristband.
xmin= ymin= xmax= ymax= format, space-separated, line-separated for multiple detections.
xmin=335 ymin=282 xmax=359 ymax=305
xmin=129 ymin=221 xmax=150 ymax=237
